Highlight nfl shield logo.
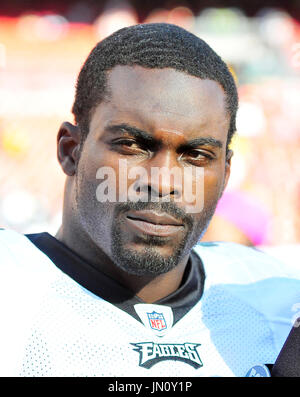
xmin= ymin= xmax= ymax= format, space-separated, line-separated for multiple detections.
xmin=147 ymin=311 xmax=167 ymax=331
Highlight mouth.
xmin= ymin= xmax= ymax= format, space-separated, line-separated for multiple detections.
xmin=125 ymin=210 xmax=184 ymax=237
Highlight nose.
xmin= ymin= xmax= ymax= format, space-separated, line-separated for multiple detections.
xmin=135 ymin=149 xmax=183 ymax=201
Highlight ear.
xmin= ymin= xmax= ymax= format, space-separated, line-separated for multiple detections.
xmin=57 ymin=122 xmax=81 ymax=176
xmin=221 ymin=149 xmax=233 ymax=195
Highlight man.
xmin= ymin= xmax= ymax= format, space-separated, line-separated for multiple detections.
xmin=0 ymin=23 xmax=300 ymax=377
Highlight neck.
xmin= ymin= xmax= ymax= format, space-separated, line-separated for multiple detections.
xmin=56 ymin=222 xmax=189 ymax=303
xmin=127 ymin=262 xmax=189 ymax=302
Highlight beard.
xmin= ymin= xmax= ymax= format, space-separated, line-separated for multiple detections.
xmin=110 ymin=199 xmax=217 ymax=276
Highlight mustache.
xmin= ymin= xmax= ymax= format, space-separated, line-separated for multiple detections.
xmin=114 ymin=200 xmax=194 ymax=229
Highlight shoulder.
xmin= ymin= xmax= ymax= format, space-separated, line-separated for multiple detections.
xmin=0 ymin=228 xmax=58 ymax=278
xmin=0 ymin=228 xmax=39 ymax=257
xmin=0 ymin=228 xmax=62 ymax=308
xmin=193 ymin=242 xmax=300 ymax=353
xmin=0 ymin=228 xmax=31 ymax=265
xmin=192 ymin=241 xmax=300 ymax=284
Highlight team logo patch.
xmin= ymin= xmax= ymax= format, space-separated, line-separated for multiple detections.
xmin=245 ymin=364 xmax=271 ymax=377
xmin=147 ymin=311 xmax=167 ymax=332
xmin=131 ymin=342 xmax=203 ymax=369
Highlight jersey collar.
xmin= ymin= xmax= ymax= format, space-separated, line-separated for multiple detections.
xmin=26 ymin=232 xmax=205 ymax=325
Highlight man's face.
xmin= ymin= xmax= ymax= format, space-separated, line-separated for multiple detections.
xmin=74 ymin=66 xmax=231 ymax=275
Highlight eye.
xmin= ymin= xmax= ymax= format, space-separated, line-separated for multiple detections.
xmin=111 ymin=139 xmax=149 ymax=155
xmin=116 ymin=139 xmax=138 ymax=148
xmin=180 ymin=149 xmax=214 ymax=166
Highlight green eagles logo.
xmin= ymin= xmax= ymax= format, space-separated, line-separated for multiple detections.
xmin=131 ymin=342 xmax=203 ymax=369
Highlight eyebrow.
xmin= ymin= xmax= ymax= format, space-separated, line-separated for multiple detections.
xmin=105 ymin=123 xmax=223 ymax=149
xmin=179 ymin=137 xmax=223 ymax=150
xmin=104 ymin=123 xmax=156 ymax=145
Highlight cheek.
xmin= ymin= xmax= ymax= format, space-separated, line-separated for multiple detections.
xmin=78 ymin=142 xmax=121 ymax=193
xmin=203 ymin=169 xmax=228 ymax=218
xmin=74 ymin=152 xmax=118 ymax=251
xmin=180 ymin=167 xmax=224 ymax=214
xmin=76 ymin=144 xmax=117 ymax=207
xmin=204 ymin=171 xmax=225 ymax=199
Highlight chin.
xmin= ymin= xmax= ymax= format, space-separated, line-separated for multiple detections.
xmin=111 ymin=244 xmax=184 ymax=276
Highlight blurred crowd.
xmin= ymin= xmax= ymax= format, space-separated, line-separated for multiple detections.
xmin=0 ymin=1 xmax=300 ymax=253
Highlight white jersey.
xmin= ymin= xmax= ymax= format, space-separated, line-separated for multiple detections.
xmin=0 ymin=228 xmax=300 ymax=377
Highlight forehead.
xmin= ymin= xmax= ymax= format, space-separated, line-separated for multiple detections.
xmin=92 ymin=65 xmax=229 ymax=141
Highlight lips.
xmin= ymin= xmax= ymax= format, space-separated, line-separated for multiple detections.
xmin=125 ymin=210 xmax=184 ymax=237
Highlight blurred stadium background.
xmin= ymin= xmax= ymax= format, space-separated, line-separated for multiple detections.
xmin=0 ymin=0 xmax=300 ymax=257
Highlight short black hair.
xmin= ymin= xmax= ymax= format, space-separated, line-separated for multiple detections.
xmin=72 ymin=23 xmax=238 ymax=150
